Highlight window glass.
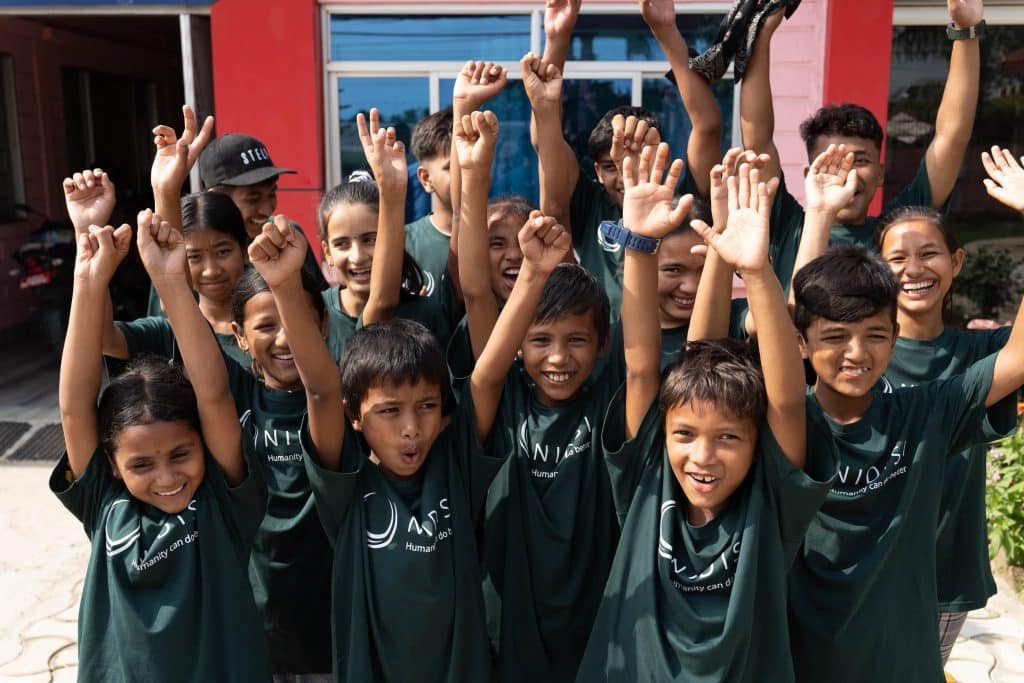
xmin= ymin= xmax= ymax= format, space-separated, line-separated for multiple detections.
xmin=337 ymin=76 xmax=429 ymax=172
xmin=558 ymin=13 xmax=724 ymax=62
xmin=887 ymin=25 xmax=1024 ymax=242
xmin=561 ymin=78 xmax=633 ymax=165
xmin=643 ymin=76 xmax=735 ymax=165
xmin=330 ymin=15 xmax=531 ymax=62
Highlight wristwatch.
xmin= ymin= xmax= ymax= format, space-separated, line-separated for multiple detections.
xmin=600 ymin=220 xmax=660 ymax=254
xmin=947 ymin=20 xmax=985 ymax=40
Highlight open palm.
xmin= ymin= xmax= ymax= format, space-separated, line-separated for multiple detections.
xmin=622 ymin=143 xmax=689 ymax=239
xmin=701 ymin=168 xmax=778 ymax=272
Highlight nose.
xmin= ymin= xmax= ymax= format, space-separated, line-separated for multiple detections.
xmin=688 ymin=437 xmax=716 ymax=467
xmin=507 ymin=245 xmax=523 ymax=264
xmin=258 ymin=196 xmax=275 ymax=220
xmin=201 ymin=256 xmax=221 ymax=278
xmin=401 ymin=411 xmax=421 ymax=439
xmin=845 ymin=336 xmax=869 ymax=363
xmin=547 ymin=340 xmax=567 ymax=365
xmin=154 ymin=463 xmax=178 ymax=487
xmin=274 ymin=325 xmax=289 ymax=349
xmin=677 ymin=272 xmax=699 ymax=294
xmin=351 ymin=240 xmax=371 ymax=265
xmin=904 ymin=253 xmax=924 ymax=277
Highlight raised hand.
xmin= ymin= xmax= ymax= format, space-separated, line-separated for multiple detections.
xmin=981 ymin=146 xmax=1024 ymax=212
xmin=73 ymin=223 xmax=131 ymax=284
xmin=610 ymin=114 xmax=662 ymax=177
xmin=63 ymin=169 xmax=116 ymax=234
xmin=949 ymin=0 xmax=984 ymax=28
xmin=358 ymin=113 xmax=407 ymax=194
xmin=453 ymin=110 xmax=500 ymax=175
xmin=622 ymin=142 xmax=692 ymax=239
xmin=693 ymin=164 xmax=779 ymax=273
xmin=356 ymin=108 xmax=392 ymax=182
xmin=151 ymin=104 xmax=215 ymax=194
xmin=805 ymin=143 xmax=857 ymax=214
xmin=544 ymin=0 xmax=582 ymax=42
xmin=519 ymin=210 xmax=571 ymax=274
xmin=452 ymin=60 xmax=508 ymax=110
xmin=707 ymin=148 xmax=771 ymax=232
xmin=248 ymin=215 xmax=309 ymax=288
xmin=520 ymin=53 xmax=563 ymax=110
xmin=137 ymin=209 xmax=186 ymax=281
xmin=639 ymin=0 xmax=678 ymax=33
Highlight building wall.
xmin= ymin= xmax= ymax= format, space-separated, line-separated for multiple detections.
xmin=0 ymin=15 xmax=182 ymax=330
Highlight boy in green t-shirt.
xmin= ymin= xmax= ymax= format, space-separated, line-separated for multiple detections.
xmin=524 ymin=0 xmax=724 ymax=321
xmin=246 ymin=121 xmax=574 ymax=681
xmin=739 ymin=0 xmax=984 ymax=291
xmin=578 ymin=146 xmax=835 ymax=682
xmin=405 ymin=107 xmax=455 ymax=294
xmin=788 ymin=244 xmax=1024 ymax=683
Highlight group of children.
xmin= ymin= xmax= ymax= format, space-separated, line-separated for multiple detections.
xmin=51 ymin=0 xmax=1024 ymax=681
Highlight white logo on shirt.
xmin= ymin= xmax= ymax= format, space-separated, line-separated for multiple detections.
xmin=364 ymin=492 xmax=399 ymax=549
xmin=517 ymin=417 xmax=592 ymax=480
xmin=363 ymin=491 xmax=454 ymax=552
xmin=658 ymin=500 xmax=740 ymax=593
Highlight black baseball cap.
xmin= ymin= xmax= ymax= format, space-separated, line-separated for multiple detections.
xmin=199 ymin=133 xmax=295 ymax=188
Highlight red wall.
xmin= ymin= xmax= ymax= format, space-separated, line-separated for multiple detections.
xmin=210 ymin=0 xmax=324 ymax=253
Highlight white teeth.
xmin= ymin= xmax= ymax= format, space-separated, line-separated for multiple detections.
xmin=503 ymin=268 xmax=520 ymax=277
xmin=689 ymin=473 xmax=716 ymax=484
xmin=841 ymin=367 xmax=868 ymax=375
xmin=274 ymin=353 xmax=294 ymax=361
xmin=544 ymin=372 xmax=572 ymax=384
xmin=155 ymin=484 xmax=185 ymax=497
xmin=350 ymin=267 xmax=370 ymax=276
xmin=902 ymin=280 xmax=935 ymax=293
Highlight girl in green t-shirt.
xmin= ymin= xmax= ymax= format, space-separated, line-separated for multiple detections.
xmin=54 ymin=211 xmax=271 ymax=682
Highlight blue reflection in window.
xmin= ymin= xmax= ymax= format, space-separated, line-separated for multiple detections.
xmin=559 ymin=13 xmax=724 ymax=62
xmin=642 ymin=77 xmax=735 ymax=163
xmin=331 ymin=15 xmax=531 ymax=62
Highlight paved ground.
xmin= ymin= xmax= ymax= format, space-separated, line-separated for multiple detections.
xmin=0 ymin=325 xmax=1022 ymax=681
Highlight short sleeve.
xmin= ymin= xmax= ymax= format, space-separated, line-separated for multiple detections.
xmin=49 ymin=447 xmax=114 ymax=534
xmin=446 ymin=316 xmax=475 ymax=385
xmin=569 ymin=172 xmax=618 ymax=246
xmin=930 ymin=353 xmax=1002 ymax=454
xmin=882 ymin=158 xmax=936 ymax=214
xmin=301 ymin=417 xmax=365 ymax=545
xmin=601 ymin=385 xmax=664 ymax=525
xmin=204 ymin=438 xmax=269 ymax=550
xmin=759 ymin=413 xmax=837 ymax=565
xmin=225 ymin=353 xmax=258 ymax=414
xmin=444 ymin=389 xmax=508 ymax=521
xmin=116 ymin=316 xmax=177 ymax=360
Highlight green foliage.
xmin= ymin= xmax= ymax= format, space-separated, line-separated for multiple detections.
xmin=988 ymin=422 xmax=1024 ymax=566
xmin=956 ymin=247 xmax=1023 ymax=319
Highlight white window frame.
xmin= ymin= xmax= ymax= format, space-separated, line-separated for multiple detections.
xmin=322 ymin=3 xmax=737 ymax=188
xmin=893 ymin=1 xmax=1024 ymax=25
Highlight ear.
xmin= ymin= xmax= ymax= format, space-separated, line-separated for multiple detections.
xmin=950 ymin=248 xmax=966 ymax=277
xmin=344 ymin=399 xmax=362 ymax=431
xmin=320 ymin=240 xmax=333 ymax=267
xmin=877 ymin=161 xmax=886 ymax=184
xmin=797 ymin=331 xmax=810 ymax=360
xmin=232 ymin=321 xmax=249 ymax=352
xmin=416 ymin=165 xmax=433 ymax=193
xmin=592 ymin=161 xmax=602 ymax=179
xmin=107 ymin=455 xmax=122 ymax=479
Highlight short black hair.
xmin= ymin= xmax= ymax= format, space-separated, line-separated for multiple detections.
xmin=535 ymin=263 xmax=611 ymax=346
xmin=98 ymin=355 xmax=201 ymax=459
xmin=231 ymin=267 xmax=326 ymax=328
xmin=875 ymin=204 xmax=960 ymax=254
xmin=340 ymin=318 xmax=453 ymax=417
xmin=487 ymin=195 xmax=535 ymax=228
xmin=411 ymin=107 xmax=453 ymax=163
xmin=664 ymin=196 xmax=711 ymax=240
xmin=181 ymin=192 xmax=247 ymax=248
xmin=660 ymin=338 xmax=765 ymax=423
xmin=792 ymin=245 xmax=898 ymax=335
xmin=799 ymin=104 xmax=884 ymax=158
xmin=587 ymin=106 xmax=662 ymax=162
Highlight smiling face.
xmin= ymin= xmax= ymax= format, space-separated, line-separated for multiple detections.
xmin=185 ymin=228 xmax=246 ymax=306
xmin=799 ymin=309 xmax=897 ymax=402
xmin=593 ymin=153 xmax=624 ymax=207
xmin=220 ymin=180 xmax=278 ymax=238
xmin=487 ymin=211 xmax=525 ymax=304
xmin=664 ymin=399 xmax=758 ymax=527
xmin=233 ymin=291 xmax=302 ymax=391
xmin=110 ymin=420 xmax=206 ymax=514
xmin=808 ymin=135 xmax=884 ymax=225
xmin=657 ymin=229 xmax=705 ymax=329
xmin=521 ymin=311 xmax=604 ymax=406
xmin=351 ymin=378 xmax=445 ymax=479
xmin=321 ymin=202 xmax=378 ymax=298
xmin=879 ymin=218 xmax=963 ymax=322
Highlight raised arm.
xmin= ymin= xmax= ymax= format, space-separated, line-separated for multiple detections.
xmin=621 ymin=143 xmax=692 ymax=437
xmin=640 ymin=0 xmax=723 ymax=197
xmin=454 ymin=110 xmax=501 ymax=360
xmin=788 ymin=144 xmax=857 ymax=304
xmin=693 ymin=165 xmax=804 ymax=467
xmin=542 ymin=0 xmax=581 ymax=73
xmin=925 ymin=0 xmax=983 ymax=208
xmin=738 ymin=10 xmax=784 ymax=185
xmin=356 ymin=110 xmax=407 ymax=325
xmin=61 ymin=168 xmax=129 ymax=359
xmin=449 ymin=61 xmax=509 ymax=300
xmin=60 ymin=223 xmax=132 ymax=477
xmin=137 ymin=209 xmax=244 ymax=484
xmin=470 ymin=213 xmax=571 ymax=441
xmin=522 ymin=53 xmax=579 ymax=227
xmin=150 ymin=105 xmax=215 ymax=231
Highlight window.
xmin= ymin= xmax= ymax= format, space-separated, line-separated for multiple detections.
xmin=325 ymin=7 xmax=734 ymax=211
xmin=0 ymin=54 xmax=24 ymax=223
xmin=886 ymin=22 xmax=1024 ymax=242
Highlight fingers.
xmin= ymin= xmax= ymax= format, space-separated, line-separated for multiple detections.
xmin=690 ymin=218 xmax=716 ymax=244
xmin=622 ymin=153 xmax=637 ymax=191
xmin=180 ymin=104 xmax=197 ymax=145
xmin=136 ymin=209 xmax=154 ymax=247
xmin=669 ymin=191 xmax=694 ymax=228
xmin=649 ymin=142 xmax=670 ymax=184
xmin=636 ymin=144 xmax=655 ymax=186
xmin=193 ymin=115 xmax=215 ymax=157
xmin=112 ymin=223 xmax=133 ymax=251
xmin=518 ymin=211 xmax=547 ymax=246
xmin=737 ymin=162 xmax=751 ymax=211
xmin=610 ymin=114 xmax=626 ymax=162
xmin=152 ymin=125 xmax=176 ymax=148
xmin=480 ymin=110 xmax=499 ymax=139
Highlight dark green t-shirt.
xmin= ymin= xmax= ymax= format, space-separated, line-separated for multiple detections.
xmin=883 ymin=326 xmax=1015 ymax=612
xmin=302 ymin=395 xmax=503 ymax=682
xmin=482 ymin=361 xmax=623 ymax=682
xmin=114 ymin=315 xmax=251 ymax=369
xmin=404 ymin=214 xmax=451 ymax=297
xmin=790 ymin=354 xmax=1015 ymax=683
xmin=578 ymin=390 xmax=835 ymax=682
xmin=768 ymin=159 xmax=934 ymax=292
xmin=322 ymin=284 xmax=456 ymax=363
xmin=50 ymin=445 xmax=271 ymax=683
xmin=225 ymin=360 xmax=332 ymax=674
